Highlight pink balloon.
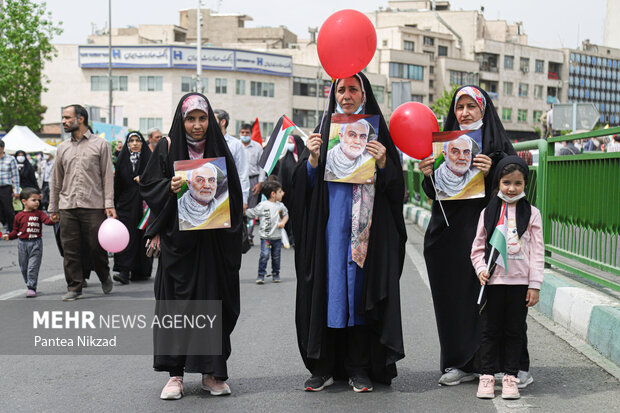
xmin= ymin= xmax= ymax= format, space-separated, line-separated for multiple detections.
xmin=317 ymin=9 xmax=377 ymax=79
xmin=389 ymin=102 xmax=439 ymax=159
xmin=98 ymin=217 xmax=130 ymax=253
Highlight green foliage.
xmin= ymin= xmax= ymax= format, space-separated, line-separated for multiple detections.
xmin=431 ymin=83 xmax=461 ymax=123
xmin=0 ymin=0 xmax=62 ymax=131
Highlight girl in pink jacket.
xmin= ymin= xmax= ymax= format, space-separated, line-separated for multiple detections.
xmin=471 ymin=156 xmax=544 ymax=400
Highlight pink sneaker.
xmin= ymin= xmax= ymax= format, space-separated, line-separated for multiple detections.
xmin=160 ymin=376 xmax=183 ymax=400
xmin=502 ymin=374 xmax=521 ymax=399
xmin=26 ymin=289 xmax=36 ymax=298
xmin=201 ymin=374 xmax=231 ymax=396
xmin=476 ymin=374 xmax=495 ymax=399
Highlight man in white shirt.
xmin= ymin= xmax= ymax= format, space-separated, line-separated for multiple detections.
xmin=239 ymin=123 xmax=265 ymax=244
xmin=214 ymin=109 xmax=250 ymax=211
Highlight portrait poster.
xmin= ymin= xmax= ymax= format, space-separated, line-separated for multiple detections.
xmin=324 ymin=114 xmax=379 ymax=184
xmin=174 ymin=157 xmax=230 ymax=231
xmin=431 ymin=129 xmax=485 ymax=200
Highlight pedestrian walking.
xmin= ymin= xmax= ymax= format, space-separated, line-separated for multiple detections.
xmin=0 ymin=140 xmax=20 ymax=232
xmin=49 ymin=104 xmax=115 ymax=301
xmin=14 ymin=150 xmax=40 ymax=191
xmin=140 ymin=93 xmax=242 ymax=401
xmin=245 ymin=179 xmax=288 ymax=284
xmin=471 ymin=156 xmax=543 ymax=400
xmin=291 ymin=72 xmax=406 ymax=393
xmin=112 ymin=131 xmax=153 ymax=284
xmin=239 ymin=122 xmax=266 ymax=246
xmin=2 ymin=187 xmax=54 ymax=297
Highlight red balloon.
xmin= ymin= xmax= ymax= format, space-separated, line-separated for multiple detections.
xmin=389 ymin=102 xmax=439 ymax=160
xmin=317 ymin=10 xmax=377 ymax=79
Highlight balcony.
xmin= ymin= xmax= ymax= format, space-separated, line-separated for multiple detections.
xmin=548 ymin=72 xmax=559 ymax=80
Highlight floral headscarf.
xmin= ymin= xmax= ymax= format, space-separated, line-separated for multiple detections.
xmin=182 ymin=95 xmax=209 ymax=120
xmin=454 ymin=86 xmax=486 ymax=117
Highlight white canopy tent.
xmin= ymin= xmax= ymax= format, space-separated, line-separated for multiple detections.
xmin=0 ymin=125 xmax=57 ymax=154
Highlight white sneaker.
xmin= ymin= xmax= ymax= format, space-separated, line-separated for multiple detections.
xmin=438 ymin=368 xmax=476 ymax=386
xmin=517 ymin=370 xmax=533 ymax=389
xmin=160 ymin=376 xmax=183 ymax=400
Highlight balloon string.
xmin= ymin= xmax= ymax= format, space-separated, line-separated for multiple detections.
xmin=429 ymin=174 xmax=449 ymax=227
xmin=317 ymin=78 xmax=335 ymax=136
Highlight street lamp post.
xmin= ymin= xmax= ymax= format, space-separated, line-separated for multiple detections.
xmin=108 ymin=0 xmax=113 ymax=125
xmin=196 ymin=1 xmax=202 ymax=93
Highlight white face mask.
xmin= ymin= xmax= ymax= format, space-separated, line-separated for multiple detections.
xmin=497 ymin=191 xmax=526 ymax=203
xmin=16 ymin=155 xmax=26 ymax=163
xmin=459 ymin=118 xmax=483 ymax=131
xmin=286 ymin=143 xmax=295 ymax=152
xmin=240 ymin=135 xmax=251 ymax=143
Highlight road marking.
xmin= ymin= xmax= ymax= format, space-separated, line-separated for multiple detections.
xmin=405 ymin=242 xmax=430 ymax=291
xmin=0 ymin=273 xmax=65 ymax=300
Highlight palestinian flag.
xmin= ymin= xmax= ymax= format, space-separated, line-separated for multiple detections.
xmin=251 ymin=117 xmax=262 ymax=146
xmin=138 ymin=207 xmax=150 ymax=230
xmin=489 ymin=201 xmax=509 ymax=270
xmin=259 ymin=115 xmax=296 ymax=175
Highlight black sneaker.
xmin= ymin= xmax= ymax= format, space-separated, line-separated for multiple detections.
xmin=113 ymin=271 xmax=130 ymax=285
xmin=349 ymin=375 xmax=373 ymax=393
xmin=304 ymin=375 xmax=334 ymax=392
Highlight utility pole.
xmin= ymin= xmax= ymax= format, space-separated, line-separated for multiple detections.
xmin=108 ymin=0 xmax=113 ymax=125
xmin=195 ymin=1 xmax=202 ymax=93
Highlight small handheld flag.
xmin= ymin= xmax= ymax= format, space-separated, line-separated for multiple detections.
xmin=259 ymin=115 xmax=296 ymax=176
xmin=477 ymin=201 xmax=509 ymax=304
xmin=251 ymin=117 xmax=262 ymax=145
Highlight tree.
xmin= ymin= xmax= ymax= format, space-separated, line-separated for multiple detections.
xmin=431 ymin=83 xmax=461 ymax=128
xmin=0 ymin=0 xmax=62 ymax=132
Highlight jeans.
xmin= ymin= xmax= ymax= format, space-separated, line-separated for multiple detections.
xmin=258 ymin=238 xmax=282 ymax=278
xmin=18 ymin=238 xmax=43 ymax=291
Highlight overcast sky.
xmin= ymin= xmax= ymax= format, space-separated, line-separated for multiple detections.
xmin=44 ymin=0 xmax=608 ymax=50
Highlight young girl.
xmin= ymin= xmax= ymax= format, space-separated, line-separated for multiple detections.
xmin=470 ymin=155 xmax=544 ymax=400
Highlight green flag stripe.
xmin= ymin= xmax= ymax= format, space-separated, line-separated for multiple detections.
xmin=267 ymin=126 xmax=295 ymax=175
xmin=489 ymin=229 xmax=508 ymax=269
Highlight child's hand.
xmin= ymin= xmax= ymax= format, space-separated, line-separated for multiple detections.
xmin=526 ymin=289 xmax=540 ymax=307
xmin=2 ymin=234 xmax=9 ymax=241
xmin=477 ymin=270 xmax=489 ymax=285
xmin=277 ymin=222 xmax=285 ymax=229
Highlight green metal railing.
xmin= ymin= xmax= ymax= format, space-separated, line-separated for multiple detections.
xmin=406 ymin=126 xmax=620 ymax=291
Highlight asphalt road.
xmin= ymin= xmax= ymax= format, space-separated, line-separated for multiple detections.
xmin=0 ymin=224 xmax=618 ymax=412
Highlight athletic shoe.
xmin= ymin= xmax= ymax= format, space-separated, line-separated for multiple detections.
xmin=272 ymin=274 xmax=281 ymax=283
xmin=476 ymin=375 xmax=495 ymax=399
xmin=160 ymin=376 xmax=183 ymax=400
xmin=26 ymin=289 xmax=36 ymax=298
xmin=349 ymin=375 xmax=373 ymax=393
xmin=256 ymin=276 xmax=264 ymax=284
xmin=61 ymin=291 xmax=82 ymax=301
xmin=304 ymin=375 xmax=334 ymax=392
xmin=201 ymin=374 xmax=231 ymax=396
xmin=113 ymin=271 xmax=130 ymax=285
xmin=101 ymin=276 xmax=114 ymax=294
xmin=517 ymin=370 xmax=533 ymax=389
xmin=438 ymin=368 xmax=476 ymax=386
xmin=501 ymin=374 xmax=520 ymax=399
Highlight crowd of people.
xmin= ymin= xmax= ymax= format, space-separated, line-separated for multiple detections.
xmin=2 ymin=79 xmax=598 ymax=403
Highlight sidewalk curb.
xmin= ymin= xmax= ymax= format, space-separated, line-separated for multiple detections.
xmin=403 ymin=204 xmax=620 ymax=371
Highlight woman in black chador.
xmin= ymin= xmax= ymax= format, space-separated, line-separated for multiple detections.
xmin=14 ymin=150 xmax=40 ymax=191
xmin=140 ymin=93 xmax=242 ymax=401
xmin=419 ymin=85 xmax=516 ymax=386
xmin=291 ymin=72 xmax=406 ymax=393
xmin=112 ymin=131 xmax=152 ymax=284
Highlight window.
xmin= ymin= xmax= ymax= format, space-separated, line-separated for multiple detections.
xmin=518 ymin=109 xmax=527 ymax=122
xmin=382 ymin=39 xmax=388 ymax=47
xmin=449 ymin=70 xmax=477 ymax=86
xmin=423 ymin=36 xmax=434 ymax=46
xmin=90 ymin=75 xmax=127 ymax=91
xmin=389 ymin=62 xmax=424 ymax=80
xmin=424 ymin=51 xmax=435 ymax=60
xmin=250 ymin=81 xmax=275 ymax=97
xmin=504 ymin=55 xmax=514 ymax=70
xmin=139 ymin=76 xmax=163 ymax=91
xmin=535 ymin=60 xmax=544 ymax=73
xmin=502 ymin=108 xmax=512 ymax=122
xmin=429 ymin=94 xmax=434 ymax=102
xmin=438 ymin=46 xmax=448 ymax=57
xmin=429 ymin=79 xmax=434 ymax=88
xmin=181 ymin=76 xmax=193 ymax=92
xmin=504 ymin=81 xmax=513 ymax=96
xmin=520 ymin=57 xmax=530 ymax=73
xmin=293 ymin=77 xmax=330 ymax=96
xmin=122 ymin=118 xmax=128 ymax=127
xmin=236 ymin=79 xmax=245 ymax=95
xmin=403 ymin=40 xmax=414 ymax=51
xmin=411 ymin=94 xmax=424 ymax=102
xmin=429 ymin=66 xmax=434 ymax=74
xmin=518 ymin=83 xmax=529 ymax=97
xmin=292 ymin=109 xmax=318 ymax=128
xmin=534 ymin=85 xmax=543 ymax=99
xmin=533 ymin=110 xmax=542 ymax=124
xmin=260 ymin=122 xmax=274 ymax=138
xmin=476 ymin=53 xmax=498 ymax=72
xmin=371 ymin=85 xmax=385 ymax=103
xmin=216 ymin=78 xmax=227 ymax=94
xmin=139 ymin=117 xmax=162 ymax=133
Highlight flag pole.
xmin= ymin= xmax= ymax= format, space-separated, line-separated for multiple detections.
xmin=477 ymin=246 xmax=496 ymax=305
xmin=294 ymin=126 xmax=309 ymax=142
xmin=429 ymin=174 xmax=449 ymax=227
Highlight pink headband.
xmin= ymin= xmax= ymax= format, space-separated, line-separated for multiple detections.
xmin=182 ymin=95 xmax=209 ymax=120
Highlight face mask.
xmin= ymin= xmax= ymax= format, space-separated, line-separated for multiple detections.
xmin=459 ymin=118 xmax=483 ymax=131
xmin=497 ymin=191 xmax=526 ymax=203
xmin=16 ymin=155 xmax=25 ymax=163
xmin=240 ymin=135 xmax=251 ymax=143
xmin=286 ymin=143 xmax=295 ymax=152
